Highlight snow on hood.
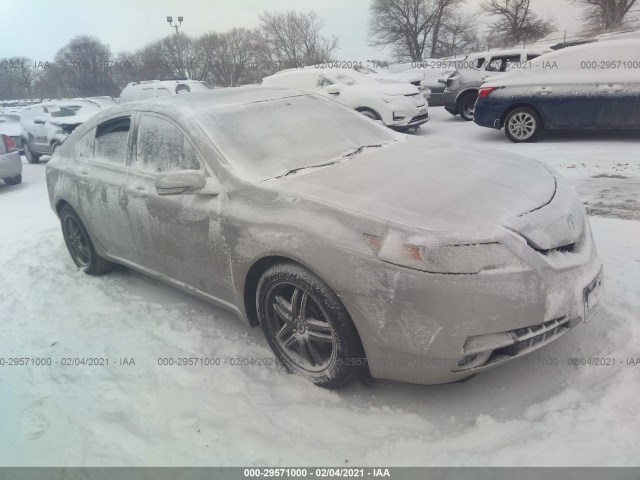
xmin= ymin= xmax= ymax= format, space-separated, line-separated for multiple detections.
xmin=371 ymin=71 xmax=424 ymax=84
xmin=0 ymin=116 xmax=21 ymax=136
xmin=269 ymin=137 xmax=557 ymax=233
xmin=47 ymin=111 xmax=97 ymax=127
xmin=355 ymin=82 xmax=421 ymax=96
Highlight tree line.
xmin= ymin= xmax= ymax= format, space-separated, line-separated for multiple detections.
xmin=0 ymin=0 xmax=637 ymax=100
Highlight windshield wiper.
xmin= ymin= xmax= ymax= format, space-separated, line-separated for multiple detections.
xmin=263 ymin=144 xmax=387 ymax=181
xmin=342 ymin=144 xmax=384 ymax=157
xmin=282 ymin=160 xmax=341 ymax=177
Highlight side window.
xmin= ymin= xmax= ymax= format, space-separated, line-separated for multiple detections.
xmin=473 ymin=57 xmax=486 ymax=69
xmin=94 ymin=117 xmax=131 ymax=164
xmin=134 ymin=115 xmax=200 ymax=174
xmin=75 ymin=127 xmax=95 ymax=160
xmin=139 ymin=88 xmax=155 ymax=100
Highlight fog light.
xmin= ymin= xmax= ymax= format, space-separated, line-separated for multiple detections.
xmin=393 ymin=112 xmax=405 ymax=121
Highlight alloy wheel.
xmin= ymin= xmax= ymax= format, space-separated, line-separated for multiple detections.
xmin=64 ymin=216 xmax=91 ymax=267
xmin=264 ymin=283 xmax=336 ymax=372
xmin=508 ymin=112 xmax=537 ymax=141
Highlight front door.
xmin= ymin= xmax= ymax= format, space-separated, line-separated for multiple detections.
xmin=125 ymin=113 xmax=234 ymax=301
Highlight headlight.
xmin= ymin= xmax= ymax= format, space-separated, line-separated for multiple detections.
xmin=364 ymin=233 xmax=522 ymax=274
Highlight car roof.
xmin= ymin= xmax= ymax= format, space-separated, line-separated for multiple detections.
xmin=115 ymin=87 xmax=310 ymax=116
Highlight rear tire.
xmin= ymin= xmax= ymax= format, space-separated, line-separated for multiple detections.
xmin=458 ymin=92 xmax=477 ymax=121
xmin=3 ymin=174 xmax=22 ymax=185
xmin=24 ymin=142 xmax=41 ymax=164
xmin=504 ymin=107 xmax=542 ymax=143
xmin=60 ymin=205 xmax=113 ymax=275
xmin=257 ymin=262 xmax=365 ymax=389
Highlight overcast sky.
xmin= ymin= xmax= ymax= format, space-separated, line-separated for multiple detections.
xmin=2 ymin=0 xmax=586 ymax=61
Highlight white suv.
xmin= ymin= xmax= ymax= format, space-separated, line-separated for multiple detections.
xmin=119 ymin=79 xmax=210 ymax=103
xmin=21 ymin=99 xmax=104 ymax=163
xmin=262 ymin=68 xmax=429 ymax=131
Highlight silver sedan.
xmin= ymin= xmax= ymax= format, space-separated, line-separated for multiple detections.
xmin=46 ymin=88 xmax=604 ymax=388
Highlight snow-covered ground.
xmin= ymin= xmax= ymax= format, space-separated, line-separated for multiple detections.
xmin=1 ymin=108 xmax=639 ymax=466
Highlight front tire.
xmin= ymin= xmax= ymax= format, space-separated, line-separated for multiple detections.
xmin=257 ymin=263 xmax=365 ymax=389
xmin=60 ymin=205 xmax=113 ymax=275
xmin=3 ymin=174 xmax=22 ymax=185
xmin=458 ymin=92 xmax=477 ymax=121
xmin=24 ymin=142 xmax=41 ymax=164
xmin=504 ymin=107 xmax=542 ymax=143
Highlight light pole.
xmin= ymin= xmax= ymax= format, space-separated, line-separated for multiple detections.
xmin=166 ymin=16 xmax=183 ymax=36
xmin=166 ymin=16 xmax=185 ymax=79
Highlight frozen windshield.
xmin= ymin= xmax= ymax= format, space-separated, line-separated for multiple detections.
xmin=197 ymin=94 xmax=398 ymax=181
xmin=50 ymin=102 xmax=102 ymax=118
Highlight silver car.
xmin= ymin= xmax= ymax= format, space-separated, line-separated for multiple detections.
xmin=46 ymin=88 xmax=604 ymax=388
xmin=0 ymin=134 xmax=22 ymax=185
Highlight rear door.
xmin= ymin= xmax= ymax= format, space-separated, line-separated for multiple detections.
xmin=125 ymin=113 xmax=233 ymax=300
xmin=74 ymin=115 xmax=137 ymax=260
xmin=594 ymin=47 xmax=640 ymax=127
xmin=531 ymin=51 xmax=599 ymax=128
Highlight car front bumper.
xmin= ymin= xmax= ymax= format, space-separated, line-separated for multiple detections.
xmin=337 ymin=220 xmax=603 ymax=385
xmin=0 ymin=151 xmax=22 ymax=179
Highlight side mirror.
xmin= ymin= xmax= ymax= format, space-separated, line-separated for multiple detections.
xmin=155 ymin=170 xmax=206 ymax=196
xmin=34 ymin=117 xmax=46 ymax=124
xmin=326 ymin=85 xmax=341 ymax=96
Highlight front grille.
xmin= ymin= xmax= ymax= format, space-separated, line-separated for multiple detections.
xmin=497 ymin=317 xmax=569 ymax=356
xmin=454 ymin=317 xmax=570 ymax=372
xmin=409 ymin=113 xmax=429 ymax=123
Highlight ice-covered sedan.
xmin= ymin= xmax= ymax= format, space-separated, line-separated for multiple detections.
xmin=474 ymin=39 xmax=640 ymax=142
xmin=46 ymin=88 xmax=604 ymax=388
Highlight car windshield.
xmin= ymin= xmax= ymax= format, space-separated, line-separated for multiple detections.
xmin=197 ymin=94 xmax=398 ymax=181
xmin=51 ymin=102 xmax=102 ymax=117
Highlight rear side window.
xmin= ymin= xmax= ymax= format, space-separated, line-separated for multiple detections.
xmin=94 ymin=117 xmax=131 ymax=164
xmin=133 ymin=115 xmax=200 ymax=174
xmin=139 ymin=88 xmax=155 ymax=100
xmin=75 ymin=128 xmax=95 ymax=161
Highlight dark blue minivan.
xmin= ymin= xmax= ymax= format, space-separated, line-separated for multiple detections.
xmin=474 ymin=39 xmax=640 ymax=142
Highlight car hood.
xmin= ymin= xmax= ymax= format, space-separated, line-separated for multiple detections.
xmin=270 ymin=137 xmax=558 ymax=234
xmin=371 ymin=72 xmax=424 ymax=84
xmin=352 ymin=82 xmax=420 ymax=96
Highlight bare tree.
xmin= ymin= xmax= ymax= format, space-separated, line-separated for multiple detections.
xmin=53 ymin=35 xmax=117 ymax=96
xmin=481 ymin=0 xmax=555 ymax=46
xmin=368 ymin=0 xmax=465 ymax=61
xmin=570 ymin=0 xmax=638 ymax=30
xmin=256 ymin=10 xmax=338 ymax=70
xmin=437 ymin=12 xmax=484 ymax=57
xmin=199 ymin=28 xmax=259 ymax=86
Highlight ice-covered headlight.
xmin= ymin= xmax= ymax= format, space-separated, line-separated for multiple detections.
xmin=364 ymin=233 xmax=521 ymax=274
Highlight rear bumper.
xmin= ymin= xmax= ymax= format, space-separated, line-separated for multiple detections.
xmin=474 ymin=99 xmax=507 ymax=129
xmin=0 ymin=151 xmax=23 ymax=179
xmin=442 ymin=89 xmax=459 ymax=111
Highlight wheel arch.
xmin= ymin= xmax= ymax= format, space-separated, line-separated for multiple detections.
xmin=243 ymin=255 xmax=329 ymax=328
xmin=455 ymin=88 xmax=479 ymax=108
xmin=354 ymin=106 xmax=381 ymax=120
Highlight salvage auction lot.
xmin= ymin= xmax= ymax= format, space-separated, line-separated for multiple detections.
xmin=1 ymin=108 xmax=639 ymax=466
